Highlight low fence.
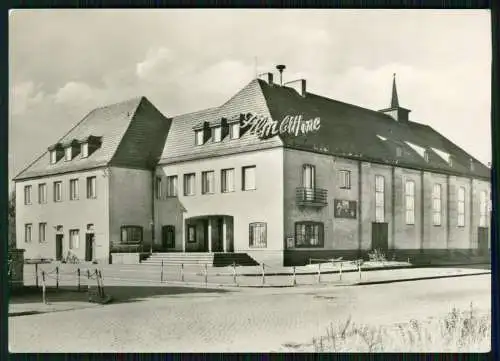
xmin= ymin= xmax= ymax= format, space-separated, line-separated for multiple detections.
xmin=24 ymin=259 xmax=370 ymax=291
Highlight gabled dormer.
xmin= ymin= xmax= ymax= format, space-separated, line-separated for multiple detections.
xmin=193 ymin=121 xmax=211 ymax=146
xmin=48 ymin=143 xmax=64 ymax=164
xmin=378 ymin=74 xmax=411 ymax=122
xmin=209 ymin=118 xmax=229 ymax=143
xmin=80 ymin=135 xmax=102 ymax=158
xmin=63 ymin=139 xmax=80 ymax=161
xmin=227 ymin=114 xmax=243 ymax=140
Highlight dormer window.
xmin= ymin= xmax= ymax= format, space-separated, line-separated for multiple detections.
xmin=396 ymin=147 xmax=403 ymax=157
xmin=424 ymin=151 xmax=429 ymax=162
xmin=81 ymin=142 xmax=89 ymax=158
xmin=65 ymin=147 xmax=72 ymax=161
xmin=195 ymin=129 xmax=204 ymax=145
xmin=80 ymin=135 xmax=102 ymax=158
xmin=48 ymin=143 xmax=64 ymax=164
xmin=212 ymin=126 xmax=222 ymax=143
xmin=50 ymin=151 xmax=57 ymax=164
xmin=230 ymin=122 xmax=240 ymax=139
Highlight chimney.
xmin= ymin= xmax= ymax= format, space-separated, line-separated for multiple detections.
xmin=276 ymin=64 xmax=286 ymax=85
xmin=258 ymin=72 xmax=274 ymax=85
xmin=284 ymin=79 xmax=307 ymax=97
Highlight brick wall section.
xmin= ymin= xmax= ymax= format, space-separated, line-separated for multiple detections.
xmin=15 ymin=169 xmax=110 ymax=263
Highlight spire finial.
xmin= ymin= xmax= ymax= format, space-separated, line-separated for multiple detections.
xmin=391 ymin=73 xmax=399 ymax=108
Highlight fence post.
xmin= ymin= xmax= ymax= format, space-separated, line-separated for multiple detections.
xmin=95 ymin=269 xmax=102 ymax=297
xmin=56 ymin=266 xmax=59 ymax=290
xmin=98 ymin=270 xmax=105 ymax=298
xmin=161 ymin=260 xmax=164 ymax=283
xmin=87 ymin=269 xmax=91 ymax=294
xmin=292 ymin=266 xmax=296 ymax=286
xmin=261 ymin=263 xmax=265 ymax=285
xmin=180 ymin=263 xmax=184 ymax=282
xmin=358 ymin=261 xmax=362 ymax=280
xmin=232 ymin=262 xmax=237 ymax=285
xmin=204 ymin=263 xmax=208 ymax=287
xmin=41 ymin=271 xmax=47 ymax=304
xmin=339 ymin=262 xmax=343 ymax=281
xmin=77 ymin=268 xmax=81 ymax=291
xmin=35 ymin=263 xmax=39 ymax=288
xmin=317 ymin=263 xmax=321 ymax=284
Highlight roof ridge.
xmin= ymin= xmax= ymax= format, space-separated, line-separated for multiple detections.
xmin=171 ymin=106 xmax=220 ymax=119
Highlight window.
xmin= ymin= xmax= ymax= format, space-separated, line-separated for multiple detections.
xmin=480 ymin=191 xmax=488 ymax=227
xmin=187 ymin=225 xmax=197 ymax=243
xmin=39 ymin=222 xmax=46 ymax=243
xmin=202 ymin=171 xmax=215 ymax=194
xmin=302 ymin=164 xmax=315 ymax=188
xmin=24 ymin=185 xmax=32 ymax=205
xmin=162 ymin=225 xmax=175 ymax=248
xmin=155 ymin=176 xmax=163 ymax=199
xmin=53 ymin=181 xmax=62 ymax=202
xmin=38 ymin=183 xmax=47 ymax=204
xmin=295 ymin=222 xmax=324 ymax=247
xmin=230 ymin=123 xmax=240 ymax=139
xmin=69 ymin=179 xmax=79 ymax=200
xmin=458 ymin=187 xmax=466 ymax=227
xmin=212 ymin=126 xmax=222 ymax=142
xmin=396 ymin=147 xmax=403 ymax=157
xmin=405 ymin=180 xmax=415 ymax=225
xmin=65 ymin=147 xmax=72 ymax=161
xmin=432 ymin=184 xmax=442 ymax=226
xmin=375 ymin=175 xmax=385 ymax=223
xmin=86 ymin=176 xmax=96 ymax=199
xmin=242 ymin=166 xmax=256 ymax=191
xmin=339 ymin=170 xmax=351 ymax=189
xmin=221 ymin=168 xmax=235 ymax=193
xmin=424 ymin=151 xmax=429 ymax=162
xmin=81 ymin=143 xmax=89 ymax=158
xmin=120 ymin=226 xmax=143 ymax=244
xmin=50 ymin=150 xmax=57 ymax=164
xmin=166 ymin=175 xmax=178 ymax=197
xmin=25 ymin=224 xmax=32 ymax=243
xmin=195 ymin=130 xmax=204 ymax=145
xmin=69 ymin=229 xmax=80 ymax=249
xmin=249 ymin=222 xmax=267 ymax=248
xmin=184 ymin=173 xmax=196 ymax=196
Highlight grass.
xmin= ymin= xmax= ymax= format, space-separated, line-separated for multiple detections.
xmin=310 ymin=303 xmax=490 ymax=352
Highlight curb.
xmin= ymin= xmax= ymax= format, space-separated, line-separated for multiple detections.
xmin=354 ymin=271 xmax=491 ymax=286
xmin=232 ymin=262 xmax=489 ymax=277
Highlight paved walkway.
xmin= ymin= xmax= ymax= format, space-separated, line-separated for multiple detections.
xmin=11 ymin=265 xmax=490 ymax=317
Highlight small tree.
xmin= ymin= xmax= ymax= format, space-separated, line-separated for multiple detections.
xmin=8 ymin=190 xmax=16 ymax=250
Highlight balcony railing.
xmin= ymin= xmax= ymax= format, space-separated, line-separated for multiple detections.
xmin=296 ymin=187 xmax=328 ymax=207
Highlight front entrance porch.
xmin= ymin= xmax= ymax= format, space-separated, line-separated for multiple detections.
xmin=184 ymin=215 xmax=234 ymax=253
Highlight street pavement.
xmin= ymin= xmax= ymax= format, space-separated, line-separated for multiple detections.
xmin=9 ymin=271 xmax=491 ymax=352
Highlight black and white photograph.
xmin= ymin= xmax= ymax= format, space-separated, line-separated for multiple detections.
xmin=8 ymin=9 xmax=493 ymax=353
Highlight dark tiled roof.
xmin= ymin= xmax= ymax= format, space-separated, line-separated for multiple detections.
xmin=14 ymin=96 xmax=171 ymax=180
xmin=160 ymin=78 xmax=489 ymax=180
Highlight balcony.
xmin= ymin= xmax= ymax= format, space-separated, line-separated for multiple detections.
xmin=296 ymin=187 xmax=328 ymax=207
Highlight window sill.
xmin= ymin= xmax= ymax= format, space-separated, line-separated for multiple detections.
xmin=221 ymin=190 xmax=236 ymax=194
xmin=243 ymin=188 xmax=257 ymax=192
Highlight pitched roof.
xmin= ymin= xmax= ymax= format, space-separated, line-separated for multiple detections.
xmin=160 ymin=78 xmax=490 ymax=180
xmin=14 ymin=96 xmax=171 ymax=180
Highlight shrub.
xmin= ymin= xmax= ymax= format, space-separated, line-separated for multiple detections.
xmin=367 ymin=249 xmax=387 ymax=263
xmin=311 ymin=303 xmax=490 ymax=352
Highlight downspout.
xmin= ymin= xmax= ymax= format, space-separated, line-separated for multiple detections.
xmin=150 ymin=168 xmax=155 ymax=255
xmin=420 ymin=171 xmax=424 ymax=253
xmin=358 ymin=160 xmax=362 ymax=257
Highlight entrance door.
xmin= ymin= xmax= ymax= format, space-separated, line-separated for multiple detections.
xmin=478 ymin=227 xmax=489 ymax=255
xmin=162 ymin=226 xmax=175 ymax=250
xmin=56 ymin=234 xmax=63 ymax=261
xmin=85 ymin=233 xmax=94 ymax=262
xmin=372 ymin=222 xmax=389 ymax=251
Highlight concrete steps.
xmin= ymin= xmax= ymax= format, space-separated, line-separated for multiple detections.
xmin=141 ymin=252 xmax=259 ymax=267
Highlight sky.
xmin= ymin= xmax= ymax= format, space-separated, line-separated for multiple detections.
xmin=9 ymin=9 xmax=492 ymax=185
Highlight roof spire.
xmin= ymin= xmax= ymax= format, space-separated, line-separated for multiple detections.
xmin=391 ymin=73 xmax=399 ymax=108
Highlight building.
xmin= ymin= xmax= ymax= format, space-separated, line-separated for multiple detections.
xmin=14 ymin=97 xmax=170 ymax=263
xmin=14 ymin=71 xmax=491 ymax=266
